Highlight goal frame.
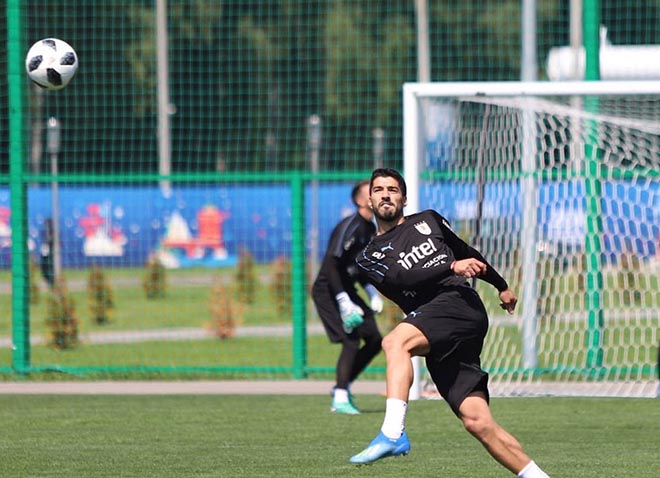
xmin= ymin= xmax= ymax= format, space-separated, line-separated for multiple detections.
xmin=403 ymin=81 xmax=660 ymax=391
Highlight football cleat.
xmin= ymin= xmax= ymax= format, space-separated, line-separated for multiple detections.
xmin=349 ymin=431 xmax=410 ymax=464
xmin=330 ymin=387 xmax=356 ymax=404
xmin=331 ymin=399 xmax=360 ymax=415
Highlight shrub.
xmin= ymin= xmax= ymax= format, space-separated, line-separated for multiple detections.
xmin=143 ymin=254 xmax=167 ymax=299
xmin=29 ymin=258 xmax=41 ymax=305
xmin=46 ymin=278 xmax=78 ymax=349
xmin=207 ymin=280 xmax=243 ymax=339
xmin=87 ymin=264 xmax=115 ymax=325
xmin=617 ymin=252 xmax=642 ymax=306
xmin=235 ymin=248 xmax=257 ymax=304
xmin=270 ymin=255 xmax=292 ymax=317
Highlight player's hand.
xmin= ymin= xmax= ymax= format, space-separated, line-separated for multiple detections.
xmin=499 ymin=288 xmax=517 ymax=314
xmin=451 ymin=258 xmax=487 ymax=278
xmin=363 ymin=284 xmax=384 ymax=314
xmin=335 ymin=292 xmax=364 ymax=333
xmin=370 ymin=294 xmax=384 ymax=314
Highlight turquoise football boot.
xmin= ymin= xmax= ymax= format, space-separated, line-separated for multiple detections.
xmin=331 ymin=398 xmax=360 ymax=415
xmin=349 ymin=431 xmax=410 ymax=464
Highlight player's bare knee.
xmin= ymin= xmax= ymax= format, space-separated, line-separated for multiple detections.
xmin=381 ymin=334 xmax=408 ymax=358
xmin=380 ymin=333 xmax=396 ymax=352
xmin=461 ymin=414 xmax=495 ymax=440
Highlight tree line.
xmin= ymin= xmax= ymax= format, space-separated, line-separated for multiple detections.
xmin=1 ymin=0 xmax=658 ymax=175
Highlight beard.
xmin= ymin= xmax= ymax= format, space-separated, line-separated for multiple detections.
xmin=373 ymin=203 xmax=402 ymax=223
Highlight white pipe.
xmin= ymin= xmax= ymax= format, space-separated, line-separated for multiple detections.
xmin=547 ymin=45 xmax=660 ymax=81
xmin=156 ymin=0 xmax=172 ymax=197
xmin=403 ymin=80 xmax=660 ymax=98
xmin=520 ymin=0 xmax=539 ymax=369
xmin=403 ymin=75 xmax=423 ymax=401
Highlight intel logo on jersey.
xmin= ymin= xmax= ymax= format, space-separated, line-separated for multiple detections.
xmin=396 ymin=238 xmax=438 ymax=270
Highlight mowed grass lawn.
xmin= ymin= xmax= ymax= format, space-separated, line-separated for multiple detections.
xmin=1 ymin=394 xmax=658 ymax=477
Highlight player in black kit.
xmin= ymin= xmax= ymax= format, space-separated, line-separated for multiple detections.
xmin=349 ymin=169 xmax=551 ymax=478
xmin=312 ymin=180 xmax=384 ymax=415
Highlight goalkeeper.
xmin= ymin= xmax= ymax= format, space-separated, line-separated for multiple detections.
xmin=311 ymin=180 xmax=384 ymax=415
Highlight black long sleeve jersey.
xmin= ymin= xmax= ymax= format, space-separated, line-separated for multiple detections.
xmin=356 ymin=210 xmax=508 ymax=314
xmin=313 ymin=212 xmax=377 ymax=297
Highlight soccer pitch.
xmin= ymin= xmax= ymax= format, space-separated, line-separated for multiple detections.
xmin=1 ymin=393 xmax=658 ymax=477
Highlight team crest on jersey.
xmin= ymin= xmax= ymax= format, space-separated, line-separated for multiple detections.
xmin=414 ymin=221 xmax=432 ymax=235
xmin=371 ymin=251 xmax=385 ymax=259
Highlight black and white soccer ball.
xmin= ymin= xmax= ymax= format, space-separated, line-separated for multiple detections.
xmin=25 ymin=38 xmax=78 ymax=90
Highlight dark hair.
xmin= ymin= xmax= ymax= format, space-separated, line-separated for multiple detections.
xmin=369 ymin=168 xmax=407 ymax=197
xmin=351 ymin=180 xmax=370 ymax=206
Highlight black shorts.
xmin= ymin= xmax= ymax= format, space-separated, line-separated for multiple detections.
xmin=311 ymin=282 xmax=380 ymax=343
xmin=403 ymin=286 xmax=490 ymax=416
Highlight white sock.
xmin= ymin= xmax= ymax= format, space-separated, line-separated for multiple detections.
xmin=333 ymin=388 xmax=349 ymax=403
xmin=380 ymin=398 xmax=407 ymax=439
xmin=517 ymin=460 xmax=550 ymax=478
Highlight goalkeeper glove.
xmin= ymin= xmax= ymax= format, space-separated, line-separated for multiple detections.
xmin=364 ymin=284 xmax=384 ymax=314
xmin=335 ymin=292 xmax=364 ymax=333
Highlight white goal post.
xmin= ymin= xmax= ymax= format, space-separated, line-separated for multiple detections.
xmin=403 ymin=81 xmax=660 ymax=397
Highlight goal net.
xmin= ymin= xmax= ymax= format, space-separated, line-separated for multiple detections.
xmin=403 ymin=81 xmax=660 ymax=398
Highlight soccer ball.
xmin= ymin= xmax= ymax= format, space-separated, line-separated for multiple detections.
xmin=25 ymin=38 xmax=78 ymax=90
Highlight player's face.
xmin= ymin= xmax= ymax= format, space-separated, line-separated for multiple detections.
xmin=355 ymin=183 xmax=371 ymax=209
xmin=369 ymin=176 xmax=406 ymax=224
xmin=355 ymin=183 xmax=374 ymax=220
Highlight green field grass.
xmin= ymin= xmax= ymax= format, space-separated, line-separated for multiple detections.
xmin=0 ymin=335 xmax=388 ymax=381
xmin=2 ymin=263 xmax=659 ymax=336
xmin=5 ymin=261 xmax=658 ymax=335
xmin=1 ymin=265 xmax=658 ymax=380
xmin=1 ymin=394 xmax=658 ymax=477
xmin=0 ymin=266 xmax=299 ymax=336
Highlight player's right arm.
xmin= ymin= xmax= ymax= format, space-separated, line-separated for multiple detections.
xmin=322 ymin=217 xmax=355 ymax=296
xmin=324 ymin=216 xmax=365 ymax=331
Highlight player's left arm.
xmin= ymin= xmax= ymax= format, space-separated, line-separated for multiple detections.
xmin=441 ymin=220 xmax=517 ymax=314
xmin=498 ymin=288 xmax=517 ymax=314
xmin=434 ymin=211 xmax=510 ymax=293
